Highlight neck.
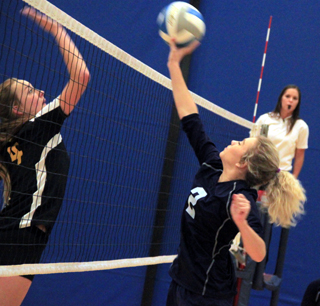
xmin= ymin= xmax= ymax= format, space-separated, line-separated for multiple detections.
xmin=279 ymin=109 xmax=292 ymax=119
xmin=218 ymin=169 xmax=246 ymax=183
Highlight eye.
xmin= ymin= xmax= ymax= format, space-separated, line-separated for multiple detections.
xmin=28 ymin=88 xmax=34 ymax=94
xmin=238 ymin=141 xmax=241 ymax=145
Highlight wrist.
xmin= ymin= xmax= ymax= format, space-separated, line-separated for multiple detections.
xmin=235 ymin=219 xmax=249 ymax=231
xmin=167 ymin=60 xmax=181 ymax=71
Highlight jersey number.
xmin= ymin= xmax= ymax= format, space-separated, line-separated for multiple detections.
xmin=186 ymin=187 xmax=207 ymax=219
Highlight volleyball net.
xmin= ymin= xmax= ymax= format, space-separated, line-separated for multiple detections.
xmin=0 ymin=0 xmax=254 ymax=277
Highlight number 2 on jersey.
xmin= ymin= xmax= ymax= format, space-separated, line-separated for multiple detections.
xmin=186 ymin=187 xmax=207 ymax=219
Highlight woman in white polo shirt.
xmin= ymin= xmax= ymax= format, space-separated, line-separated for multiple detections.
xmin=255 ymin=85 xmax=309 ymax=178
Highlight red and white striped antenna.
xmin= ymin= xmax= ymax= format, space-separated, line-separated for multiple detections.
xmin=252 ymin=16 xmax=272 ymax=123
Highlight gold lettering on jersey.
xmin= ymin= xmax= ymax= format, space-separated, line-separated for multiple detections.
xmin=7 ymin=142 xmax=23 ymax=165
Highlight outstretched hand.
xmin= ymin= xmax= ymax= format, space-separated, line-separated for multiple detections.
xmin=168 ymin=39 xmax=200 ymax=65
xmin=20 ymin=6 xmax=61 ymax=35
xmin=230 ymin=194 xmax=251 ymax=226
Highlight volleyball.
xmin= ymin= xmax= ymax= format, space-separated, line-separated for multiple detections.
xmin=157 ymin=2 xmax=206 ymax=48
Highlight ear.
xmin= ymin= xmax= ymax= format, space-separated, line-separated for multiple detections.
xmin=235 ymin=160 xmax=248 ymax=170
xmin=12 ymin=105 xmax=24 ymax=116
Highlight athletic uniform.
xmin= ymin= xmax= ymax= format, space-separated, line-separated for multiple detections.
xmin=0 ymin=99 xmax=70 ymax=278
xmin=167 ymin=114 xmax=263 ymax=305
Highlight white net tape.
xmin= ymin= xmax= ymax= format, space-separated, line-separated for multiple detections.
xmin=0 ymin=255 xmax=177 ymax=276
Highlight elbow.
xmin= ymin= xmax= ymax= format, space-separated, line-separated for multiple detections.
xmin=78 ymin=68 xmax=91 ymax=87
xmin=83 ymin=68 xmax=91 ymax=86
xmin=253 ymin=253 xmax=265 ymax=263
xmin=251 ymin=246 xmax=266 ymax=263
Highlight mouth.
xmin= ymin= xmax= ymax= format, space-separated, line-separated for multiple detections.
xmin=288 ymin=105 xmax=291 ymax=110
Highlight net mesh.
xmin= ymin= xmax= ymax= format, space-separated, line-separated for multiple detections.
xmin=0 ymin=0 xmax=254 ymax=276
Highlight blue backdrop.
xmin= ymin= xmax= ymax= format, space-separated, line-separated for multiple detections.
xmin=20 ymin=1 xmax=320 ymax=305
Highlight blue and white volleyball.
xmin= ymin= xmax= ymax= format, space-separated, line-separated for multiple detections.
xmin=157 ymin=1 xmax=206 ymax=48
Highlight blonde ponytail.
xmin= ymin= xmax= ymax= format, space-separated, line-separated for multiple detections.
xmin=264 ymin=171 xmax=306 ymax=228
xmin=242 ymin=136 xmax=306 ymax=228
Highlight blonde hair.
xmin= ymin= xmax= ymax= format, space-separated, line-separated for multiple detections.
xmin=265 ymin=171 xmax=305 ymax=227
xmin=241 ymin=136 xmax=306 ymax=228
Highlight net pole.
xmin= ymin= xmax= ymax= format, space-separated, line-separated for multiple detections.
xmin=233 ymin=17 xmax=273 ymax=306
xmin=141 ymin=2 xmax=202 ymax=304
xmin=252 ymin=16 xmax=272 ymax=123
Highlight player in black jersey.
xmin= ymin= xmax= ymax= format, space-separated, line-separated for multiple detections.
xmin=0 ymin=6 xmax=90 ymax=306
xmin=165 ymin=40 xmax=306 ymax=306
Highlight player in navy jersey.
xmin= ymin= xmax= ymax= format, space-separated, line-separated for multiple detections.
xmin=0 ymin=6 xmax=90 ymax=306
xmin=165 ymin=40 xmax=306 ymax=306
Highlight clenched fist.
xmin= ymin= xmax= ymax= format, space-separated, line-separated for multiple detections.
xmin=230 ymin=194 xmax=251 ymax=226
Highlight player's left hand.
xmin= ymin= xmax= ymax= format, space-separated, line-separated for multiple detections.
xmin=230 ymin=194 xmax=251 ymax=226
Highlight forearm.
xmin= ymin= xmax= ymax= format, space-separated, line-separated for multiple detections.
xmin=167 ymin=61 xmax=198 ymax=119
xmin=21 ymin=7 xmax=90 ymax=116
xmin=22 ymin=7 xmax=89 ymax=84
xmin=237 ymin=221 xmax=266 ymax=262
xmin=54 ymin=26 xmax=89 ymax=84
xmin=292 ymin=150 xmax=305 ymax=179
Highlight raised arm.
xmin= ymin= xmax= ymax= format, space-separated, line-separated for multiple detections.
xmin=167 ymin=40 xmax=200 ymax=120
xmin=21 ymin=7 xmax=90 ymax=115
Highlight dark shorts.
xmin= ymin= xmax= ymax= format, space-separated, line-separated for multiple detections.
xmin=166 ymin=280 xmax=234 ymax=306
xmin=0 ymin=226 xmax=49 ymax=281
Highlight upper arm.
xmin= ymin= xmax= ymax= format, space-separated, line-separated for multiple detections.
xmin=182 ymin=114 xmax=222 ymax=168
xmin=295 ymin=148 xmax=305 ymax=160
xmin=296 ymin=121 xmax=309 ymax=148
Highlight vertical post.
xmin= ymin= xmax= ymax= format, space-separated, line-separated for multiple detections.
xmin=269 ymin=228 xmax=290 ymax=306
xmin=251 ymin=124 xmax=290 ymax=306
xmin=233 ymin=124 xmax=269 ymax=306
xmin=251 ymin=124 xmax=271 ymax=292
xmin=140 ymin=103 xmax=180 ymax=306
xmin=140 ymin=2 xmax=201 ymax=305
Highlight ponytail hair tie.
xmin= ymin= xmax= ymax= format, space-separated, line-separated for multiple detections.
xmin=276 ymin=168 xmax=281 ymax=173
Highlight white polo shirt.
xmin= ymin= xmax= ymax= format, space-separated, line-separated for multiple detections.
xmin=255 ymin=113 xmax=309 ymax=171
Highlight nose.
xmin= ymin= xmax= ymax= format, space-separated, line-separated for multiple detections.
xmin=38 ymin=89 xmax=45 ymax=97
xmin=231 ymin=140 xmax=237 ymax=146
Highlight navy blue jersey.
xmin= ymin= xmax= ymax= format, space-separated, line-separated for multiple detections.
xmin=169 ymin=113 xmax=263 ymax=298
xmin=0 ymin=99 xmax=70 ymax=234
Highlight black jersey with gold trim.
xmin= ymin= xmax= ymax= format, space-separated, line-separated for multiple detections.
xmin=0 ymin=99 xmax=70 ymax=234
